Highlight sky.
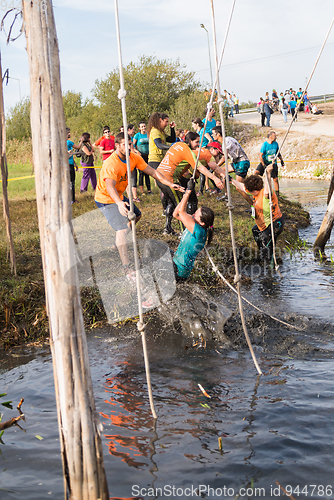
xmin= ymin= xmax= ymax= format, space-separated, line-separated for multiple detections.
xmin=1 ymin=0 xmax=334 ymax=115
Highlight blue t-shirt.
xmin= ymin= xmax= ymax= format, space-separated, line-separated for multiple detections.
xmin=260 ymin=140 xmax=279 ymax=166
xmin=67 ymin=139 xmax=74 ymax=166
xmin=199 ymin=127 xmax=212 ymax=148
xmin=173 ymin=223 xmax=207 ymax=278
xmin=205 ymin=118 xmax=216 ymax=134
xmin=133 ymin=132 xmax=149 ymax=155
xmin=289 ymin=100 xmax=297 ymax=109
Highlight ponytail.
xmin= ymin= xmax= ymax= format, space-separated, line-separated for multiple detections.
xmin=199 ymin=206 xmax=215 ymax=245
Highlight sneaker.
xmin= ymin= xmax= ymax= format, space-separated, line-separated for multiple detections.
xmin=162 ymin=210 xmax=167 ymax=217
xmin=217 ymin=194 xmax=228 ymax=201
xmin=147 ymin=191 xmax=153 ymax=195
xmin=163 ymin=227 xmax=176 ymax=236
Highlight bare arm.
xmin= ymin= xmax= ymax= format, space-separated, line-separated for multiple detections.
xmin=82 ymin=144 xmax=93 ymax=156
xmin=263 ymin=164 xmax=273 ymax=199
xmin=230 ymin=177 xmax=253 ymax=206
xmin=143 ymin=165 xmax=185 ymax=193
xmin=173 ymin=189 xmax=196 ymax=233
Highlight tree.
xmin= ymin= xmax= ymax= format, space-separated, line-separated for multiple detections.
xmin=93 ymin=55 xmax=200 ymax=129
xmin=62 ymin=90 xmax=83 ymax=121
xmin=168 ymin=90 xmax=209 ymax=129
xmin=6 ymin=97 xmax=31 ymax=140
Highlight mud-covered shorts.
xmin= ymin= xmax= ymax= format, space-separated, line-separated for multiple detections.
xmin=231 ymin=160 xmax=250 ymax=178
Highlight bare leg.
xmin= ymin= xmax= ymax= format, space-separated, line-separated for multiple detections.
xmin=273 ymin=177 xmax=279 ymax=196
xmin=115 ymin=228 xmax=130 ymax=267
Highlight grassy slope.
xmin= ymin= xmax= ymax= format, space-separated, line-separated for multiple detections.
xmin=0 ymin=165 xmax=309 ymax=349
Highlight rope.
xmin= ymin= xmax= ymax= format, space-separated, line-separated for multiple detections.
xmin=262 ymin=17 xmax=334 ymax=275
xmin=114 ymin=0 xmax=157 ymax=420
xmin=204 ymin=248 xmax=304 ymax=332
xmin=209 ymin=0 xmax=262 ymax=376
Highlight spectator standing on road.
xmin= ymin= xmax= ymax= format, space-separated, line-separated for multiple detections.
xmin=255 ymin=131 xmax=285 ymax=197
xmin=258 ymin=98 xmax=266 ymax=127
xmin=233 ymin=94 xmax=240 ymax=114
xmin=281 ymin=98 xmax=289 ymax=123
xmin=264 ymin=99 xmax=273 ymax=127
xmin=288 ymin=96 xmax=297 ymax=121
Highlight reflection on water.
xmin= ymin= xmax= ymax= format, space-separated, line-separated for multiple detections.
xmin=0 ymin=179 xmax=334 ymax=499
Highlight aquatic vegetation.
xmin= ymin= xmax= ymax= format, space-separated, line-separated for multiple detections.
xmin=313 ymin=165 xmax=325 ymax=177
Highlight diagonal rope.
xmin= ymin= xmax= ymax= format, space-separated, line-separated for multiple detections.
xmin=204 ymin=248 xmax=304 ymax=332
xmin=209 ymin=0 xmax=262 ymax=375
xmin=114 ymin=0 xmax=157 ymax=419
xmin=266 ymin=17 xmax=334 ymax=274
xmin=191 ymin=0 xmax=236 ymax=181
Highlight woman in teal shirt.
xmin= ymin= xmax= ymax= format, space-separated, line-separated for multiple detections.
xmin=173 ymin=179 xmax=214 ymax=279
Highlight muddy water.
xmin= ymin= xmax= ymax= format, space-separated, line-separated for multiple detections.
xmin=1 ymin=179 xmax=334 ymax=500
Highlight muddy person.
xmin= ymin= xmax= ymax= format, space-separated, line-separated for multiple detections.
xmin=94 ymin=132 xmax=184 ymax=282
xmin=255 ymin=131 xmax=284 ymax=196
xmin=172 ymin=178 xmax=215 ymax=279
xmin=228 ymin=165 xmax=284 ymax=262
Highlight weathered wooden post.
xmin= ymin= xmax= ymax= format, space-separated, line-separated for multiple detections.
xmin=313 ymin=160 xmax=334 ymax=255
xmin=0 ymin=53 xmax=16 ymax=275
xmin=22 ymin=1 xmax=109 ymax=498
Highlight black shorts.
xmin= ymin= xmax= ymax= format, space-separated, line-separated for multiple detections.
xmin=256 ymin=162 xmax=278 ymax=179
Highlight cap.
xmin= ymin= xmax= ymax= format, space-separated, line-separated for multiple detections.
xmin=207 ymin=141 xmax=222 ymax=153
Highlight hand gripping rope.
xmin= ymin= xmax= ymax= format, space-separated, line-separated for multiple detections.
xmin=114 ymin=0 xmax=157 ymax=420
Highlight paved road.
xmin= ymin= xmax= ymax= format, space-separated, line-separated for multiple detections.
xmin=232 ymin=110 xmax=334 ymax=137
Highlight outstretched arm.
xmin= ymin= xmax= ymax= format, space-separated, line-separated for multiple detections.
xmin=173 ymin=188 xmax=195 ymax=234
xmin=229 ymin=177 xmax=253 ymax=206
xmin=143 ymin=165 xmax=185 ymax=193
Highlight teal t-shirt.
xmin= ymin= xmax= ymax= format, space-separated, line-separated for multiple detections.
xmin=260 ymin=140 xmax=279 ymax=166
xmin=134 ymin=132 xmax=149 ymax=155
xmin=173 ymin=223 xmax=207 ymax=278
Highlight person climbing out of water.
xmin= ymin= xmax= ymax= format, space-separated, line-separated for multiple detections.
xmin=156 ymin=131 xmax=224 ymax=235
xmin=227 ymin=165 xmax=284 ymax=262
xmin=94 ymin=132 xmax=184 ymax=282
xmin=172 ymin=178 xmax=215 ymax=279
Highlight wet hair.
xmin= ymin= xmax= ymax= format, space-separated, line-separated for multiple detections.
xmin=103 ymin=125 xmax=110 ymax=133
xmin=192 ymin=117 xmax=204 ymax=129
xmin=200 ymin=206 xmax=215 ymax=245
xmin=147 ymin=112 xmax=169 ymax=136
xmin=244 ymin=175 xmax=264 ymax=193
xmin=82 ymin=132 xmax=90 ymax=142
xmin=212 ymin=125 xmax=222 ymax=136
xmin=184 ymin=131 xmax=199 ymax=147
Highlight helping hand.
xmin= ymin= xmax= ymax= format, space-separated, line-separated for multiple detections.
xmin=186 ymin=178 xmax=195 ymax=191
xmin=172 ymin=183 xmax=185 ymax=192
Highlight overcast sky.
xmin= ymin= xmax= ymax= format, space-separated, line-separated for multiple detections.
xmin=1 ymin=0 xmax=334 ymax=114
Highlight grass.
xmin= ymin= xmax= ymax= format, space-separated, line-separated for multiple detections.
xmin=313 ymin=165 xmax=325 ymax=177
xmin=0 ymin=164 xmax=310 ymax=349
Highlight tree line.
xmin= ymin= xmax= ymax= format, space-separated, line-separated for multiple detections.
xmin=6 ymin=55 xmax=222 ymax=141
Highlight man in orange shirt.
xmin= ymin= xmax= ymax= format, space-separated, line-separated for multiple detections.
xmin=156 ymin=131 xmax=224 ymax=234
xmin=95 ymin=132 xmax=184 ymax=279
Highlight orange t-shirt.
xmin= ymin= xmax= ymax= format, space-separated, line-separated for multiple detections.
xmin=157 ymin=143 xmax=199 ymax=182
xmin=95 ymin=151 xmax=147 ymax=204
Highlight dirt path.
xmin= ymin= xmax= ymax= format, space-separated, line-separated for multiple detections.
xmin=233 ymin=101 xmax=334 ymax=138
xmin=232 ymin=102 xmax=334 ymax=180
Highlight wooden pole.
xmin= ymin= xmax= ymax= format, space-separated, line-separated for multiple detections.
xmin=314 ymin=166 xmax=334 ymax=255
xmin=0 ymin=53 xmax=16 ymax=275
xmin=22 ymin=2 xmax=108 ymax=499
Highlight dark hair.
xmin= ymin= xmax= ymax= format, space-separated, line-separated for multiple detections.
xmin=244 ymin=175 xmax=264 ymax=192
xmin=204 ymin=105 xmax=214 ymax=116
xmin=212 ymin=125 xmax=222 ymax=136
xmin=127 ymin=123 xmax=134 ymax=130
xmin=103 ymin=125 xmax=110 ymax=132
xmin=82 ymin=132 xmax=90 ymax=142
xmin=192 ymin=117 xmax=204 ymax=128
xmin=115 ymin=132 xmax=131 ymax=144
xmin=66 ymin=127 xmax=70 ymax=133
xmin=184 ymin=131 xmax=199 ymax=147
xmin=147 ymin=112 xmax=169 ymax=136
xmin=267 ymin=130 xmax=276 ymax=138
xmin=200 ymin=206 xmax=215 ymax=245
xmin=138 ymin=121 xmax=146 ymax=127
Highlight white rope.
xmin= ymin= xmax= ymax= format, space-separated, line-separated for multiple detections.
xmin=114 ymin=0 xmax=157 ymax=420
xmin=265 ymin=17 xmax=334 ymax=275
xmin=208 ymin=0 xmax=262 ymax=375
xmin=204 ymin=248 xmax=304 ymax=332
